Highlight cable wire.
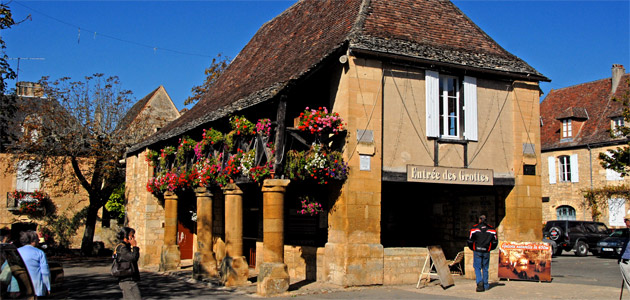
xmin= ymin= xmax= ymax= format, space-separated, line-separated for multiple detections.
xmin=13 ymin=1 xmax=213 ymax=58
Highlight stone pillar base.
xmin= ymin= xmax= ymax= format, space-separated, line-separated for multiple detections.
xmin=222 ymin=256 xmax=249 ymax=287
xmin=193 ymin=251 xmax=218 ymax=279
xmin=159 ymin=244 xmax=181 ymax=272
xmin=257 ymin=262 xmax=290 ymax=296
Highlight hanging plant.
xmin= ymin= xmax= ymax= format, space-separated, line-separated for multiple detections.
xmin=249 ymin=162 xmax=274 ymax=183
xmin=145 ymin=150 xmax=159 ymax=167
xmin=256 ymin=118 xmax=272 ymax=137
xmin=297 ymin=106 xmax=346 ymax=135
xmin=176 ymin=136 xmax=196 ymax=166
xmin=297 ymin=196 xmax=324 ymax=216
xmin=284 ymin=144 xmax=349 ymax=184
xmin=230 ymin=115 xmax=255 ymax=136
xmin=11 ymin=190 xmax=48 ymax=214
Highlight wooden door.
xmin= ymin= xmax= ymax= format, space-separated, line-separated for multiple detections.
xmin=177 ymin=221 xmax=194 ymax=260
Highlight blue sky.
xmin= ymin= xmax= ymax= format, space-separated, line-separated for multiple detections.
xmin=4 ymin=1 xmax=629 ymax=110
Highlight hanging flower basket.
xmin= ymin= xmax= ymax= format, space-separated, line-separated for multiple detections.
xmin=10 ymin=190 xmax=48 ymax=215
xmin=297 ymin=196 xmax=324 ymax=216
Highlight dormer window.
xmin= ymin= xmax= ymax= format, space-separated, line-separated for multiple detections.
xmin=562 ymin=119 xmax=572 ymax=138
xmin=612 ymin=117 xmax=625 ymax=136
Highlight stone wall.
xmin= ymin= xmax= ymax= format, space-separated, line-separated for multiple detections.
xmin=383 ymin=248 xmax=428 ymax=285
xmin=126 ymin=149 xmax=165 ymax=267
xmin=542 ymin=145 xmax=630 ymax=226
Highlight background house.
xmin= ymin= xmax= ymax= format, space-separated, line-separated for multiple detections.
xmin=125 ymin=0 xmax=548 ymax=287
xmin=541 ymin=64 xmax=630 ymax=227
xmin=0 ymin=83 xmax=180 ymax=249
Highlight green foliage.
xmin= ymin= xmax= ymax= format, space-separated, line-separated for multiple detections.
xmin=41 ymin=206 xmax=88 ymax=249
xmin=105 ymin=184 xmax=125 ymax=219
xmin=600 ymin=78 xmax=630 ymax=176
xmin=583 ymin=185 xmax=630 ymax=221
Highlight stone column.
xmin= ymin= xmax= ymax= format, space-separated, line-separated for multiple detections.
xmin=222 ymin=183 xmax=248 ymax=286
xmin=193 ymin=187 xmax=218 ymax=279
xmin=159 ymin=191 xmax=181 ymax=271
xmin=257 ymin=179 xmax=290 ymax=296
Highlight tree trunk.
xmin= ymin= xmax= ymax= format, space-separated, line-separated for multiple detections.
xmin=80 ymin=199 xmax=100 ymax=255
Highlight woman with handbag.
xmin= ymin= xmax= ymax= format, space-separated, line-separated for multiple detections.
xmin=115 ymin=227 xmax=141 ymax=300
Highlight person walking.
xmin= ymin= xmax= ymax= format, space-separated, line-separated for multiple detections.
xmin=115 ymin=227 xmax=142 ymax=300
xmin=17 ymin=230 xmax=50 ymax=297
xmin=618 ymin=213 xmax=630 ymax=294
xmin=468 ymin=215 xmax=498 ymax=292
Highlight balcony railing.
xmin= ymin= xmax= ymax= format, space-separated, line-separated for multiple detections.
xmin=6 ymin=192 xmax=43 ymax=214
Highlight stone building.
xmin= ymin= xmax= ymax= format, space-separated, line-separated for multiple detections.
xmin=541 ymin=65 xmax=630 ymax=228
xmin=125 ymin=0 xmax=547 ymax=291
xmin=0 ymin=84 xmax=180 ymax=248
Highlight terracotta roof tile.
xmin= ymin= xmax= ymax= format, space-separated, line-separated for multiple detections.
xmin=541 ymin=73 xmax=630 ymax=150
xmin=130 ymin=0 xmax=546 ymax=152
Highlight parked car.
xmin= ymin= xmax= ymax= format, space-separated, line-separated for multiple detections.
xmin=543 ymin=220 xmax=610 ymax=256
xmin=596 ymin=228 xmax=629 ymax=258
xmin=0 ymin=243 xmax=66 ymax=299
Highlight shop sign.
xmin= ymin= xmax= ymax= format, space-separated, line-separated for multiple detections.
xmin=406 ymin=165 xmax=493 ymax=185
xmin=498 ymin=241 xmax=552 ymax=282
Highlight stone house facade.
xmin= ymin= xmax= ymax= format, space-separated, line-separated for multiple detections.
xmin=0 ymin=84 xmax=179 ymax=248
xmin=541 ymin=65 xmax=630 ymax=228
xmin=125 ymin=0 xmax=547 ymax=291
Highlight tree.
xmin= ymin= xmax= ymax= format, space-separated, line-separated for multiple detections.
xmin=11 ymin=73 xmax=135 ymax=255
xmin=184 ymin=53 xmax=230 ymax=106
xmin=0 ymin=3 xmax=18 ymax=151
xmin=599 ymin=78 xmax=630 ymax=175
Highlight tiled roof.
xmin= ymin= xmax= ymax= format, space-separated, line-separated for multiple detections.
xmin=130 ymin=0 xmax=547 ymax=153
xmin=541 ymin=73 xmax=630 ymax=150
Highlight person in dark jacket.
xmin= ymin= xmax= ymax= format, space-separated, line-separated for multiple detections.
xmin=468 ymin=215 xmax=498 ymax=292
xmin=619 ymin=213 xmax=630 ymax=293
xmin=116 ymin=227 xmax=141 ymax=300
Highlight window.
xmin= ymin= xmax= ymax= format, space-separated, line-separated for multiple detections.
xmin=558 ymin=155 xmax=571 ymax=182
xmin=608 ymin=198 xmax=626 ymax=226
xmin=557 ymin=206 xmax=576 ymax=220
xmin=550 ymin=154 xmax=579 ymax=183
xmin=16 ymin=160 xmax=41 ymax=193
xmin=439 ymin=75 xmax=460 ymax=137
xmin=562 ymin=119 xmax=572 ymax=138
xmin=425 ymin=71 xmax=477 ymax=140
xmin=612 ymin=117 xmax=625 ymax=136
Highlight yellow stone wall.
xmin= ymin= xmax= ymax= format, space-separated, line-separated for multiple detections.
xmin=126 ymin=149 xmax=165 ymax=267
xmin=324 ymin=56 xmax=384 ymax=286
xmin=500 ymin=82 xmax=543 ymax=242
xmin=542 ymin=145 xmax=630 ymax=227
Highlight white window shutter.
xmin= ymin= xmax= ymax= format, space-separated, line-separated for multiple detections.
xmin=463 ymin=76 xmax=478 ymax=141
xmin=547 ymin=156 xmax=556 ymax=184
xmin=570 ymin=154 xmax=579 ymax=183
xmin=16 ymin=160 xmax=41 ymax=192
xmin=425 ymin=70 xmax=439 ymax=138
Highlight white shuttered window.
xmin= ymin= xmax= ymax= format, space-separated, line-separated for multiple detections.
xmin=548 ymin=156 xmax=556 ymax=184
xmin=16 ymin=160 xmax=41 ymax=192
xmin=425 ymin=71 xmax=478 ymax=140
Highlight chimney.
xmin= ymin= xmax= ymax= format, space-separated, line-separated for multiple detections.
xmin=16 ymin=81 xmax=44 ymax=97
xmin=612 ymin=64 xmax=625 ymax=94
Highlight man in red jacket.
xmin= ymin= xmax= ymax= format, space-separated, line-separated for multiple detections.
xmin=468 ymin=215 xmax=498 ymax=292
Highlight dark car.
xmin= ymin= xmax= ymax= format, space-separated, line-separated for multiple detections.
xmin=543 ymin=220 xmax=610 ymax=256
xmin=0 ymin=243 xmax=66 ymax=299
xmin=596 ymin=228 xmax=629 ymax=257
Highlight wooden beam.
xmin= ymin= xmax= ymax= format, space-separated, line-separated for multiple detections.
xmin=274 ymin=95 xmax=288 ymax=175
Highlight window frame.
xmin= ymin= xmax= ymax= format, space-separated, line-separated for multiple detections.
xmin=438 ymin=75 xmax=462 ymax=139
xmin=562 ymin=119 xmax=572 ymax=138
xmin=558 ymin=155 xmax=571 ymax=182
